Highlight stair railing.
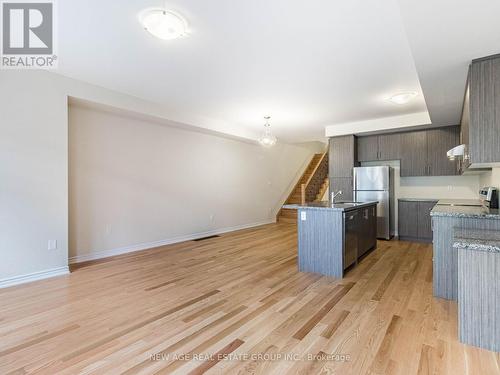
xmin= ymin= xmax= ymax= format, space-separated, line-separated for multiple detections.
xmin=301 ymin=152 xmax=328 ymax=204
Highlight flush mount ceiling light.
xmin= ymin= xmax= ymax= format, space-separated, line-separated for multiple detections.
xmin=258 ymin=116 xmax=278 ymax=147
xmin=139 ymin=8 xmax=188 ymax=40
xmin=388 ymin=91 xmax=418 ymax=105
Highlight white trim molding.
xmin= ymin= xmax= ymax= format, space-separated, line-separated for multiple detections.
xmin=69 ymin=220 xmax=275 ymax=264
xmin=325 ymin=111 xmax=431 ymax=137
xmin=0 ymin=266 xmax=70 ymax=289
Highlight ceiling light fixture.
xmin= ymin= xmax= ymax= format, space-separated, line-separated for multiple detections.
xmin=139 ymin=8 xmax=189 ymax=40
xmin=258 ymin=116 xmax=277 ymax=147
xmin=388 ymin=91 xmax=418 ymax=105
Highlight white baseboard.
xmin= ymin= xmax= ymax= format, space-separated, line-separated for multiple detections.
xmin=69 ymin=219 xmax=276 ymax=264
xmin=0 ymin=266 xmax=70 ymax=289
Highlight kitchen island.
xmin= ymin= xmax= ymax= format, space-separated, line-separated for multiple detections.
xmin=283 ymin=201 xmax=378 ymax=278
xmin=454 ymin=229 xmax=500 ymax=352
xmin=431 ymin=201 xmax=500 ymax=300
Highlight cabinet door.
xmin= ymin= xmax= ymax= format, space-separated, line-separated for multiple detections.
xmin=400 ymin=131 xmax=428 ymax=177
xmin=369 ymin=205 xmax=377 ymax=249
xmin=427 ymin=127 xmax=460 ymax=176
xmin=460 ymin=79 xmax=471 ymax=171
xmin=357 ymin=208 xmax=369 ymax=257
xmin=358 ymin=205 xmax=377 ymax=257
xmin=378 ymin=133 xmax=401 ymax=161
xmin=329 ymin=177 xmax=353 ymax=201
xmin=417 ymin=201 xmax=437 ymax=240
xmin=470 ymin=57 xmax=500 ymax=164
xmin=357 ymin=136 xmax=379 ymax=162
xmin=329 ymin=136 xmax=356 ymax=177
xmin=398 ymin=201 xmax=418 ymax=238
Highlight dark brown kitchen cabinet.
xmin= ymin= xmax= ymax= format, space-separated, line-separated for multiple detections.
xmin=357 ymin=133 xmax=401 ymax=162
xmin=398 ymin=200 xmax=418 ymax=238
xmin=378 ymin=133 xmax=401 ymax=160
xmin=329 ymin=135 xmax=357 ymax=177
xmin=398 ymin=199 xmax=437 ymax=242
xmin=358 ymin=205 xmax=377 ymax=257
xmin=400 ymin=131 xmax=428 ymax=177
xmin=400 ymin=128 xmax=459 ymax=177
xmin=417 ymin=201 xmax=436 ymax=240
xmin=357 ymin=136 xmax=379 ymax=162
xmin=459 ymin=84 xmax=471 ymax=172
xmin=427 ymin=127 xmax=460 ymax=176
xmin=329 ymin=135 xmax=357 ymax=200
xmin=467 ymin=55 xmax=500 ymax=165
xmin=356 ymin=127 xmax=459 ymax=176
xmin=329 ymin=177 xmax=353 ymax=201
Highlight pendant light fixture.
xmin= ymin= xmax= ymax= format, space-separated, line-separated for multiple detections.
xmin=258 ymin=116 xmax=278 ymax=147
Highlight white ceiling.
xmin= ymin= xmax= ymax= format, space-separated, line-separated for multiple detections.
xmin=398 ymin=0 xmax=500 ymax=127
xmin=57 ymin=0 xmax=500 ymax=143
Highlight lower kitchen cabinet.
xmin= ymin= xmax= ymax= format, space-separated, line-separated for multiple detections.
xmin=358 ymin=205 xmax=377 ymax=257
xmin=398 ymin=199 xmax=438 ymax=242
xmin=417 ymin=201 xmax=436 ymax=240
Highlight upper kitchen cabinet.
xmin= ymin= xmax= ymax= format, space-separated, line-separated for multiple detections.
xmin=400 ymin=131 xmax=428 ymax=177
xmin=465 ymin=54 xmax=500 ymax=166
xmin=400 ymin=128 xmax=459 ymax=177
xmin=427 ymin=127 xmax=460 ymax=176
xmin=459 ymin=83 xmax=471 ymax=171
xmin=357 ymin=135 xmax=378 ymax=162
xmin=357 ymin=133 xmax=400 ymax=162
xmin=378 ymin=133 xmax=401 ymax=160
xmin=329 ymin=135 xmax=357 ymax=177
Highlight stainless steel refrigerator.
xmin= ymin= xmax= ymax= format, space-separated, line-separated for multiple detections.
xmin=353 ymin=166 xmax=395 ymax=240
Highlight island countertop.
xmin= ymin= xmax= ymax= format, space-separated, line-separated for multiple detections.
xmin=283 ymin=201 xmax=378 ymax=212
xmin=453 ymin=229 xmax=500 ymax=253
xmin=430 ymin=205 xmax=500 ymax=219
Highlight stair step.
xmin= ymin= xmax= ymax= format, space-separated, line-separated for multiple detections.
xmin=277 ymin=152 xmax=327 ymax=222
xmin=278 ymin=216 xmax=296 ymax=224
xmin=280 ymin=209 xmax=297 ymax=218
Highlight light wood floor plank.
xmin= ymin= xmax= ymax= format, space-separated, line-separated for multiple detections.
xmin=0 ymin=223 xmax=497 ymax=374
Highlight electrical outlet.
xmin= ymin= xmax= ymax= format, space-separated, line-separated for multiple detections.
xmin=105 ymin=225 xmax=112 ymax=235
xmin=48 ymin=240 xmax=57 ymax=250
xmin=447 ymin=185 xmax=453 ymax=191
xmin=210 ymin=214 xmax=215 ymax=222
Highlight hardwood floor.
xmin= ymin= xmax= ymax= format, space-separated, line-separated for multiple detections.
xmin=0 ymin=223 xmax=499 ymax=374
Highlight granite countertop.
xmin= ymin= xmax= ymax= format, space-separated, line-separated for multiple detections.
xmin=283 ymin=200 xmax=378 ymax=212
xmin=430 ymin=205 xmax=500 ymax=219
xmin=453 ymin=229 xmax=500 ymax=253
xmin=436 ymin=199 xmax=482 ymax=207
xmin=398 ymin=198 xmax=439 ymax=202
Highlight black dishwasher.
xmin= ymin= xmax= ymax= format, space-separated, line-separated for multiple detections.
xmin=343 ymin=210 xmax=359 ymax=270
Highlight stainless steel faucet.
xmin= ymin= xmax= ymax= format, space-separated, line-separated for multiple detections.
xmin=331 ymin=190 xmax=343 ymax=203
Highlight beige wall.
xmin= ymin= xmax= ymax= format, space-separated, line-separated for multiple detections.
xmin=0 ymin=70 xmax=322 ymax=283
xmin=0 ymin=71 xmax=69 ymax=282
xmin=68 ymin=104 xmax=321 ymax=262
xmin=480 ymin=167 xmax=500 ymax=188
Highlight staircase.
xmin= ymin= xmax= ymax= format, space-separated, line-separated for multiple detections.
xmin=277 ymin=152 xmax=328 ymax=223
xmin=316 ymin=177 xmax=329 ymax=201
